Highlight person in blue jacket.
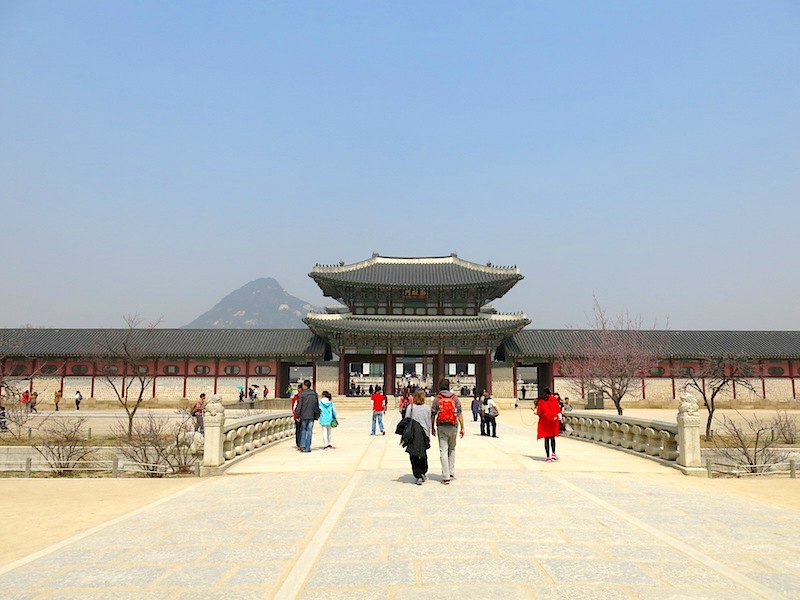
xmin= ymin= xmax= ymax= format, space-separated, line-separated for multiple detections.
xmin=319 ymin=391 xmax=337 ymax=449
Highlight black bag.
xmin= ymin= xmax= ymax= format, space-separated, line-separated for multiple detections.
xmin=395 ymin=406 xmax=413 ymax=436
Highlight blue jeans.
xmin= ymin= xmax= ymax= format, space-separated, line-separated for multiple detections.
xmin=300 ymin=419 xmax=314 ymax=451
xmin=371 ymin=411 xmax=384 ymax=434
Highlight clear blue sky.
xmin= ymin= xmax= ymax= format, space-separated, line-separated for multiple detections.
xmin=2 ymin=1 xmax=799 ymax=329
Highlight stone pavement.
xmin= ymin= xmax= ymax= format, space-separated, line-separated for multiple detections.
xmin=2 ymin=409 xmax=799 ymax=599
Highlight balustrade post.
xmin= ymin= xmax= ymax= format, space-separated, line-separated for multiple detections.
xmin=202 ymin=395 xmax=226 ymax=468
xmin=676 ymin=392 xmax=703 ymax=469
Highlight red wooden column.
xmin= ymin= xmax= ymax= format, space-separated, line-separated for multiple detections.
xmin=484 ymin=352 xmax=493 ymax=395
xmin=436 ymin=350 xmax=445 ymax=387
xmin=384 ymin=352 xmax=394 ymax=396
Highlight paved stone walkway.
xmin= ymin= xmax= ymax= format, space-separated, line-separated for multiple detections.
xmin=2 ymin=410 xmax=799 ymax=599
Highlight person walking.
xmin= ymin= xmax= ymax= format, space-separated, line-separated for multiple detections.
xmin=483 ymin=394 xmax=499 ymax=438
xmin=0 ymin=403 xmax=7 ymax=432
xmin=370 ymin=385 xmax=386 ymax=435
xmin=470 ymin=395 xmax=480 ymax=422
xmin=53 ymin=389 xmax=62 ymax=412
xmin=431 ymin=378 xmax=464 ymax=485
xmin=21 ymin=390 xmax=30 ymax=413
xmin=401 ymin=389 xmax=431 ymax=485
xmin=192 ymin=393 xmax=207 ymax=434
xmin=295 ymin=380 xmax=320 ymax=452
xmin=535 ymin=387 xmax=562 ymax=462
xmin=398 ymin=389 xmax=412 ymax=419
xmin=74 ymin=390 xmax=83 ymax=411
xmin=29 ymin=391 xmax=39 ymax=414
xmin=318 ymin=391 xmax=337 ymax=449
xmin=291 ymin=388 xmax=302 ymax=451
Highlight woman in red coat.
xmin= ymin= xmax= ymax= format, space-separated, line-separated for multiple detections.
xmin=535 ymin=387 xmax=562 ymax=462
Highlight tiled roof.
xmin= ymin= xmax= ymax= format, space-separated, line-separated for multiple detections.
xmin=304 ymin=313 xmax=531 ymax=335
xmin=310 ymin=254 xmax=523 ymax=287
xmin=504 ymin=329 xmax=800 ymax=359
xmin=0 ymin=329 xmax=326 ymax=358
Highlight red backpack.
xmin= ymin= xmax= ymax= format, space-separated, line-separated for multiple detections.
xmin=436 ymin=394 xmax=457 ymax=425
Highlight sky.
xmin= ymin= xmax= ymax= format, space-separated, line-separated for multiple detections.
xmin=1 ymin=1 xmax=799 ymax=330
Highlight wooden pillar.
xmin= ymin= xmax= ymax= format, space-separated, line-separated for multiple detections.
xmin=485 ymin=352 xmax=492 ymax=395
xmin=385 ymin=352 xmax=394 ymax=396
xmin=338 ymin=353 xmax=347 ymax=396
xmin=152 ymin=358 xmax=158 ymax=398
xmin=512 ymin=363 xmax=518 ymax=399
xmin=213 ymin=358 xmax=219 ymax=394
xmin=436 ymin=350 xmax=445 ymax=388
xmin=182 ymin=358 xmax=188 ymax=398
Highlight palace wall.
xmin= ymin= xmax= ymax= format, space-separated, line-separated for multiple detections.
xmin=3 ymin=365 xmax=798 ymax=410
xmin=552 ymin=376 xmax=798 ymax=409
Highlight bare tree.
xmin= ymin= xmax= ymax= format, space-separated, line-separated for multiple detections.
xmin=111 ymin=411 xmax=198 ymax=477
xmin=681 ymin=357 xmax=757 ymax=440
xmin=774 ymin=409 xmax=798 ymax=445
xmin=96 ymin=314 xmax=161 ymax=438
xmin=713 ymin=412 xmax=789 ymax=474
xmin=0 ymin=330 xmax=46 ymax=439
xmin=33 ymin=417 xmax=95 ymax=475
xmin=559 ymin=297 xmax=662 ymax=416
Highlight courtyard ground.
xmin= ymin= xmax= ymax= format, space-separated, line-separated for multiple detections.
xmin=1 ymin=408 xmax=798 ymax=599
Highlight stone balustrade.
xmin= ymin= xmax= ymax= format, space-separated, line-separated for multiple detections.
xmin=562 ymin=392 xmax=704 ymax=475
xmin=201 ymin=394 xmax=294 ymax=475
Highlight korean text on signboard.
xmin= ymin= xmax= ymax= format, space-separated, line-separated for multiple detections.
xmin=403 ymin=288 xmax=429 ymax=299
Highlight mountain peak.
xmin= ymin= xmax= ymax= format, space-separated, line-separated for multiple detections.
xmin=183 ymin=278 xmax=319 ymax=329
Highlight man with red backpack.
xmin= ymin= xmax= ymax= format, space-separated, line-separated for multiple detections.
xmin=430 ymin=378 xmax=464 ymax=485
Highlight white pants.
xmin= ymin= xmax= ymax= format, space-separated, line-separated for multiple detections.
xmin=321 ymin=425 xmax=332 ymax=447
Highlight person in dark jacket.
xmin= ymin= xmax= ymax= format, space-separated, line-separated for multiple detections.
xmin=401 ymin=389 xmax=431 ymax=485
xmin=295 ymin=380 xmax=320 ymax=452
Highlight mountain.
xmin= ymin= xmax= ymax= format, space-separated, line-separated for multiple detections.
xmin=183 ymin=278 xmax=320 ymax=329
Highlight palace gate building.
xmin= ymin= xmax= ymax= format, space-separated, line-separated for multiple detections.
xmin=1 ymin=254 xmax=800 ymax=409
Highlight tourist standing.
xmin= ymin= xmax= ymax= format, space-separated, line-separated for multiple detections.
xmin=483 ymin=394 xmax=499 ymax=438
xmin=431 ymin=378 xmax=464 ymax=485
xmin=318 ymin=391 xmax=337 ymax=449
xmin=0 ymin=404 xmax=7 ymax=431
xmin=371 ymin=385 xmax=386 ymax=435
xmin=21 ymin=390 xmax=30 ymax=413
xmin=53 ymin=389 xmax=62 ymax=411
xmin=29 ymin=391 xmax=39 ymax=414
xmin=192 ymin=393 xmax=206 ymax=434
xmin=535 ymin=388 xmax=562 ymax=462
xmin=478 ymin=389 xmax=488 ymax=436
xmin=295 ymin=380 xmax=320 ymax=452
xmin=291 ymin=388 xmax=302 ymax=450
xmin=402 ymin=389 xmax=431 ymax=485
xmin=563 ymin=398 xmax=573 ymax=412
xmin=74 ymin=390 xmax=83 ymax=411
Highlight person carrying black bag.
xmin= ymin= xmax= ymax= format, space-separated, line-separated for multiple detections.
xmin=400 ymin=389 xmax=431 ymax=485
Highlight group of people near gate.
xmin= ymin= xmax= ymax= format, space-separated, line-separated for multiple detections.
xmin=285 ymin=377 xmax=571 ymax=487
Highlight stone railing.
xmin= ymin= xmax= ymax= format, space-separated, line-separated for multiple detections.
xmin=562 ymin=392 xmax=704 ymax=475
xmin=202 ymin=395 xmax=294 ymax=474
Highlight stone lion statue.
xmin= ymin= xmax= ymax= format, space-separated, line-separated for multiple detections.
xmin=678 ymin=391 xmax=699 ymax=416
xmin=205 ymin=394 xmax=225 ymax=417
